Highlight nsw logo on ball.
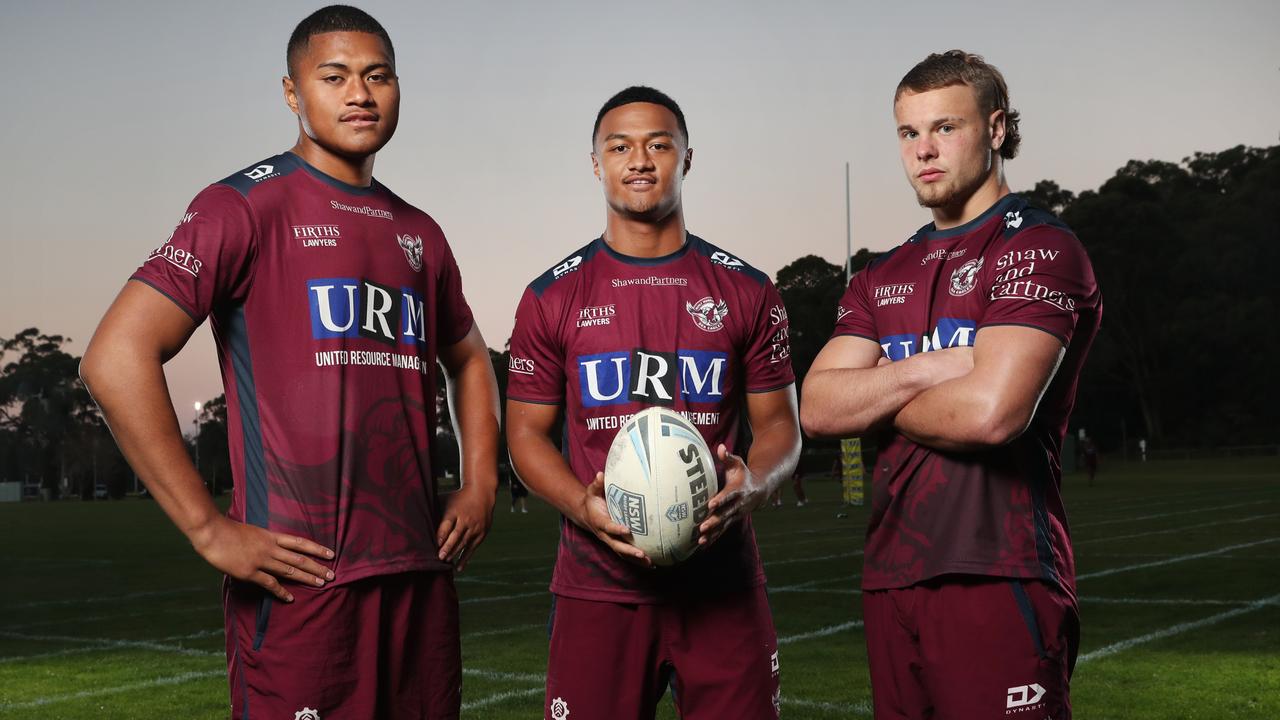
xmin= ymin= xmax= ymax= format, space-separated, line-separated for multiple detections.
xmin=606 ymin=485 xmax=648 ymax=536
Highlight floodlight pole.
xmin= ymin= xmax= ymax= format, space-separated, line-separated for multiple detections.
xmin=845 ymin=162 xmax=852 ymax=284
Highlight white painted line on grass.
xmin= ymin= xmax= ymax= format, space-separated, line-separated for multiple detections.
xmin=0 ymin=586 xmax=210 ymax=611
xmin=461 ymin=686 xmax=544 ymax=711
xmin=460 ymin=590 xmax=547 ymax=605
xmin=1078 ymin=593 xmax=1280 ymax=665
xmin=0 ymin=669 xmax=224 ymax=711
xmin=0 ymin=631 xmax=221 ymax=658
xmin=1 ymin=603 xmax=223 ymax=632
xmin=462 ymin=668 xmax=546 ymax=684
xmin=0 ymin=645 xmax=105 ymax=665
xmin=1072 ymin=500 xmax=1270 ymax=529
xmin=463 ymin=623 xmax=543 ymax=639
xmin=771 ymin=576 xmax=853 ymax=592
xmin=1079 ymin=596 xmax=1256 ymax=607
xmin=1077 ymin=538 xmax=1280 ymax=580
xmin=764 ymin=550 xmax=863 ymax=568
xmin=778 ymin=620 xmax=864 ymax=645
xmin=1077 ymin=513 xmax=1280 ymax=546
xmin=781 ymin=695 xmax=873 ymax=716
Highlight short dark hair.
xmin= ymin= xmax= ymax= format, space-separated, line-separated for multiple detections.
xmin=896 ymin=50 xmax=1021 ymax=160
xmin=287 ymin=5 xmax=395 ymax=77
xmin=592 ymin=86 xmax=688 ymax=147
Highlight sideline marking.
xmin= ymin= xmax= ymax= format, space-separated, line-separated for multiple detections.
xmin=1078 ymin=594 xmax=1280 ymax=664
xmin=0 ymin=669 xmax=224 ymax=711
xmin=1073 ymin=500 xmax=1270 ymax=529
xmin=461 ymin=686 xmax=544 ymax=711
xmin=1077 ymin=538 xmax=1280 ymax=580
xmin=778 ymin=620 xmax=864 ymax=645
xmin=781 ymin=695 xmax=873 ymax=716
xmin=1077 ymin=512 xmax=1279 ymax=545
xmin=1079 ymin=596 xmax=1257 ymax=607
xmin=0 ymin=631 xmax=220 ymax=658
xmin=0 ymin=586 xmax=209 ymax=611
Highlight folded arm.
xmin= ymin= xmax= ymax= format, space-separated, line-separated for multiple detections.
xmin=800 ymin=335 xmax=973 ymax=438
xmin=893 ymin=325 xmax=1065 ymax=452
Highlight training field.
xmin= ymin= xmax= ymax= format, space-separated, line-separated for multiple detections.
xmin=1 ymin=456 xmax=1277 ymax=719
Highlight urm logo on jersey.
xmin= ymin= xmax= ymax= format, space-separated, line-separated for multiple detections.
xmin=880 ymin=317 xmax=976 ymax=361
xmin=578 ymin=350 xmax=728 ymax=407
xmin=307 ymin=278 xmax=427 ymax=347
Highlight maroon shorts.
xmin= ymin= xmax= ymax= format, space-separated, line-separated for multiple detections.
xmin=545 ymin=585 xmax=780 ymax=720
xmin=863 ymin=576 xmax=1078 ymax=720
xmin=224 ymin=571 xmax=461 ymax=720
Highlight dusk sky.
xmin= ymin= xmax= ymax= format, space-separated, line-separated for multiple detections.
xmin=2 ymin=0 xmax=1278 ymax=426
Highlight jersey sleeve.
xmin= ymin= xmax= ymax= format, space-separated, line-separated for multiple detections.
xmin=435 ymin=240 xmax=475 ymax=347
xmin=741 ymin=280 xmax=796 ymax=393
xmin=506 ymin=287 xmax=565 ymax=404
xmin=831 ymin=269 xmax=877 ymax=341
xmin=980 ymin=227 xmax=1099 ymax=345
xmin=129 ymin=184 xmax=256 ymax=321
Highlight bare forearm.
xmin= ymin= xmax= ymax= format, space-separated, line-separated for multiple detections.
xmin=745 ymin=420 xmax=801 ymax=497
xmin=894 ymin=377 xmax=1018 ymax=452
xmin=81 ymin=349 xmax=219 ymax=543
xmin=444 ymin=357 xmax=500 ymax=496
xmin=801 ymin=361 xmax=931 ymax=438
xmin=507 ymin=431 xmax=589 ymax=524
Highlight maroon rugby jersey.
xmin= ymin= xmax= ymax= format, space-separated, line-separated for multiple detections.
xmin=833 ymin=194 xmax=1101 ymax=596
xmin=508 ymin=235 xmax=794 ymax=603
xmin=131 ymin=152 xmax=475 ymax=585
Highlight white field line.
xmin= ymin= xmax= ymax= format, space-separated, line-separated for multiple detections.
xmin=461 ymin=686 xmax=544 ymax=711
xmin=1076 ymin=513 xmax=1280 ymax=545
xmin=0 ymin=630 xmax=220 ymax=658
xmin=764 ymin=551 xmax=863 ymax=568
xmin=464 ymin=623 xmax=544 ymax=639
xmin=462 ymin=668 xmax=546 ymax=683
xmin=1077 ymin=538 xmax=1280 ymax=580
xmin=1077 ymin=593 xmax=1280 ymax=665
xmin=0 ymin=586 xmax=210 ymax=611
xmin=0 ymin=669 xmax=225 ymax=711
xmin=1072 ymin=500 xmax=1271 ymax=528
xmin=771 ymin=576 xmax=853 ymax=592
xmin=460 ymin=590 xmax=547 ymax=605
xmin=773 ymin=588 xmax=860 ymax=596
xmin=0 ymin=645 xmax=106 ymax=665
xmin=1069 ymin=485 xmax=1274 ymax=514
xmin=1 ymin=603 xmax=223 ymax=632
xmin=1079 ymin=596 xmax=1257 ymax=607
xmin=781 ymin=695 xmax=873 ymax=716
xmin=778 ymin=620 xmax=863 ymax=645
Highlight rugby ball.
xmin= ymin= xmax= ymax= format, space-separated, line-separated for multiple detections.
xmin=603 ymin=407 xmax=719 ymax=566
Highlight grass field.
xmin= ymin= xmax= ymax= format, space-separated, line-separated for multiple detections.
xmin=1 ymin=456 xmax=1278 ymax=719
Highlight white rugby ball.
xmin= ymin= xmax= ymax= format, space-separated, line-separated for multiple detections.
xmin=603 ymin=407 xmax=719 ymax=566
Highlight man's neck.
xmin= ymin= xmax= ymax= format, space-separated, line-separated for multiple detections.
xmin=291 ymin=138 xmax=375 ymax=188
xmin=603 ymin=209 xmax=687 ymax=258
xmin=932 ymin=173 xmax=1010 ymax=231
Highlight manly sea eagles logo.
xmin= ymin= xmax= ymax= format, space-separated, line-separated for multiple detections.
xmin=397 ymin=234 xmax=423 ymax=272
xmin=686 ymin=297 xmax=729 ymax=332
xmin=949 ymin=257 xmax=984 ymax=297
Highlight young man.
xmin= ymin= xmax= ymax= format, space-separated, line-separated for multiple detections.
xmin=505 ymin=86 xmax=801 ymax=720
xmin=79 ymin=6 xmax=499 ymax=718
xmin=801 ymin=51 xmax=1102 ymax=719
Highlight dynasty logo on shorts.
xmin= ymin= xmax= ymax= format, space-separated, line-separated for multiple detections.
xmin=1006 ymin=683 xmax=1046 ymax=712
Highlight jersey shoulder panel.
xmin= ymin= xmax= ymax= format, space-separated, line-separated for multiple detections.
xmin=214 ymin=153 xmax=303 ymax=198
xmin=863 ymin=235 xmax=916 ymax=274
xmin=689 ymin=235 xmax=768 ymax=285
xmin=999 ymin=196 xmax=1076 ymax=243
xmin=528 ymin=239 xmax=602 ymax=297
